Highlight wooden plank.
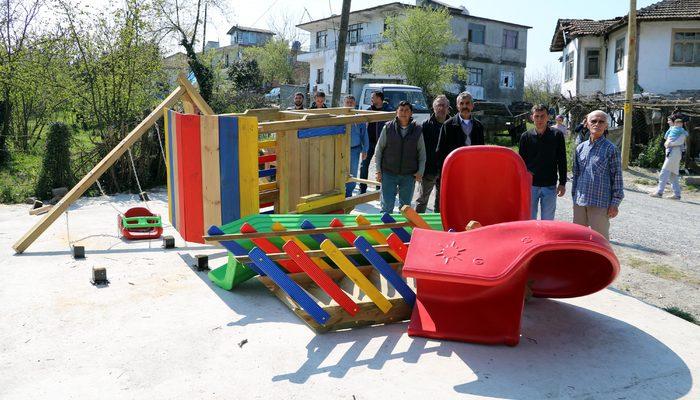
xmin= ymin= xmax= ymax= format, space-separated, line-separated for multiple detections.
xmin=177 ymin=73 xmax=214 ymax=115
xmin=299 ymin=134 xmax=310 ymax=195
xmin=298 ymin=190 xmax=342 ymax=203
xmin=174 ymin=113 xmax=188 ymax=237
xmin=319 ymin=136 xmax=335 ymax=192
xmin=29 ymin=205 xmax=52 ymax=216
xmin=320 ymin=239 xmax=393 ymax=313
xmin=271 ymin=222 xmax=332 ymax=269
xmin=181 ymin=93 xmax=195 ymax=114
xmin=308 ymin=136 xmax=321 ymax=195
xmin=164 ymin=109 xmax=178 ymax=229
xmin=13 ymin=85 xmax=186 ymax=254
xmin=258 ymin=182 xmax=277 ymax=192
xmin=218 ymin=116 xmax=240 ymax=224
xmin=348 ymin=177 xmax=381 ymax=186
xmin=200 ymin=115 xmax=222 ymax=230
xmin=356 ymin=215 xmax=401 ymax=261
xmin=238 ymin=116 xmax=261 ymax=217
xmin=257 ymin=139 xmax=276 ymax=149
xmin=258 ymin=112 xmax=393 ymax=134
xmin=297 ymin=125 xmax=345 ymax=139
xmin=296 ymin=193 xmax=345 ymax=213
xmin=275 ymin=131 xmax=291 ymax=213
xmin=179 ymin=113 xmax=205 ymax=242
xmin=203 ymin=221 xmax=411 ymax=242
xmin=258 ymin=189 xmax=279 ymax=205
xmin=400 ymin=205 xmax=433 ymax=230
xmin=296 ymin=191 xmax=380 ymax=214
xmin=234 ymin=244 xmax=398 ymax=264
xmin=224 ymin=108 xmax=281 ymax=122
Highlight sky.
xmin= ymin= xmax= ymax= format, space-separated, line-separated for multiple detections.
xmin=201 ymin=0 xmax=659 ymax=80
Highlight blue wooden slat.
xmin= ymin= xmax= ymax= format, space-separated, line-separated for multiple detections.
xmin=219 ymin=116 xmax=240 ymax=224
xmin=166 ymin=109 xmax=177 ymax=229
xmin=297 ymin=125 xmax=346 ymax=139
xmin=208 ymin=225 xmax=263 ymax=275
xmin=300 ymin=219 xmax=361 ymax=266
xmin=249 ymin=247 xmax=330 ymax=325
xmin=258 ymin=168 xmax=277 ymax=178
xmin=380 ymin=213 xmax=412 ymax=243
xmin=354 ymin=236 xmax=416 ymax=307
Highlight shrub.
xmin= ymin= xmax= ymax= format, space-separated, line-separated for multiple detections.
xmin=35 ymin=122 xmax=73 ymax=199
xmin=635 ymin=134 xmax=665 ymax=169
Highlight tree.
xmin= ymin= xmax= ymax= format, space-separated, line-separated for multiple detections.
xmin=0 ymin=0 xmax=44 ymax=165
xmin=524 ymin=66 xmax=561 ymax=106
xmin=227 ymin=59 xmax=263 ymax=92
xmin=371 ymin=6 xmax=464 ymax=95
xmin=245 ymin=39 xmax=294 ymax=86
xmin=153 ymin=0 xmax=224 ymax=104
xmin=35 ymin=122 xmax=73 ymax=199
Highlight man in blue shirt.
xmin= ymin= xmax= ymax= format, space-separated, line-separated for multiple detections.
xmin=571 ymin=110 xmax=624 ymax=240
xmin=343 ymin=95 xmax=369 ymax=197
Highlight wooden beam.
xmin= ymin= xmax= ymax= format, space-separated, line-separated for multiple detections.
xmin=348 ymin=177 xmax=381 ymax=186
xmin=258 ymin=112 xmax=394 ymax=134
xmin=235 ymin=243 xmax=404 ymax=263
xmin=203 ymin=219 xmax=411 ymax=242
xmin=297 ymin=191 xmax=380 ymax=214
xmin=13 ymin=86 xmax=187 ymax=254
xmin=177 ymin=73 xmax=214 ymax=115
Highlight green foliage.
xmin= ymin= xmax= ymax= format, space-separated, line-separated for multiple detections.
xmin=524 ymin=67 xmax=560 ymax=107
xmin=0 ymin=150 xmax=41 ymax=203
xmin=35 ymin=122 xmax=73 ymax=199
xmin=227 ymin=59 xmax=263 ymax=92
xmin=635 ymin=134 xmax=665 ymax=169
xmin=663 ymin=307 xmax=698 ymax=325
xmin=245 ymin=39 xmax=294 ymax=86
xmin=371 ymin=7 xmax=464 ymax=95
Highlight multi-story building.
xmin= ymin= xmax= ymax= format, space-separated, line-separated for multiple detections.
xmin=296 ymin=0 xmax=530 ymax=104
xmin=550 ymin=0 xmax=700 ymax=97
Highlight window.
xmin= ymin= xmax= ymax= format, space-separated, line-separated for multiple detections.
xmin=467 ymin=67 xmax=483 ymax=86
xmin=348 ymin=23 xmax=363 ymax=45
xmin=316 ymin=30 xmax=327 ymax=49
xmin=468 ymin=24 xmax=485 ymax=44
xmin=671 ymin=30 xmax=700 ymax=65
xmin=361 ymin=53 xmax=373 ymax=73
xmin=615 ymin=37 xmax=625 ymax=72
xmin=316 ymin=68 xmax=324 ymax=84
xmin=500 ymin=71 xmax=515 ymax=89
xmin=585 ymin=49 xmax=600 ymax=78
xmin=503 ymin=29 xmax=518 ymax=49
xmin=564 ymin=51 xmax=574 ymax=81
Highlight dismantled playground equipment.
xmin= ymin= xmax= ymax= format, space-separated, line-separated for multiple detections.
xmin=118 ymin=207 xmax=163 ymax=241
xmin=12 ymin=75 xmax=620 ymax=346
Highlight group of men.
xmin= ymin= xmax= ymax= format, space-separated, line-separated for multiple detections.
xmin=292 ymin=90 xmax=624 ymax=240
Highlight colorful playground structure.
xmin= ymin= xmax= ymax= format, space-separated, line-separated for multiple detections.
xmin=12 ymin=76 xmax=620 ymax=346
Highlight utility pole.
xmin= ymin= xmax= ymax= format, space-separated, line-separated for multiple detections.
xmin=331 ymin=0 xmax=351 ymax=107
xmin=621 ymin=0 xmax=637 ymax=169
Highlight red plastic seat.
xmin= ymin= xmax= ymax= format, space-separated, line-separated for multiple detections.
xmin=439 ymin=145 xmax=531 ymax=231
xmin=403 ymin=222 xmax=619 ymax=346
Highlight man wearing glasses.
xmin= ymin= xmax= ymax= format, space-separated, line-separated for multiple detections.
xmin=571 ymin=110 xmax=624 ymax=240
xmin=436 ymin=91 xmax=484 ymax=177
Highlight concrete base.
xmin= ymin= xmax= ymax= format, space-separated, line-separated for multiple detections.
xmin=0 ymin=191 xmax=698 ymax=399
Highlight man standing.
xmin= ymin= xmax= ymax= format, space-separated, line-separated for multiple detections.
xmin=571 ymin=110 xmax=624 ymax=240
xmin=287 ymin=92 xmax=305 ymax=110
xmin=360 ymin=91 xmax=392 ymax=194
xmin=375 ymin=101 xmax=426 ymax=214
xmin=415 ymin=94 xmax=449 ymax=213
xmin=310 ymin=91 xmax=327 ymax=108
xmin=343 ymin=95 xmax=369 ymax=197
xmin=519 ymin=104 xmax=567 ymax=220
xmin=435 ymin=91 xmax=484 ymax=173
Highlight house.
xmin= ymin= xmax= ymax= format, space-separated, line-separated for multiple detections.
xmin=296 ymin=0 xmax=530 ymax=104
xmin=550 ymin=0 xmax=700 ymax=97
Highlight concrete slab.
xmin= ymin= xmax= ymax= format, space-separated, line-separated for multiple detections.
xmin=0 ymin=191 xmax=698 ymax=399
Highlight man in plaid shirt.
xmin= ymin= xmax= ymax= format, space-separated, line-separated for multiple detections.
xmin=571 ymin=110 xmax=624 ymax=239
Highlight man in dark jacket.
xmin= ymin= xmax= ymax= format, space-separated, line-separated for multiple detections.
xmin=415 ymin=94 xmax=449 ymax=213
xmin=435 ymin=91 xmax=485 ymax=175
xmin=518 ymin=104 xmax=567 ymax=220
xmin=360 ymin=91 xmax=393 ymax=193
xmin=375 ymin=101 xmax=426 ymax=214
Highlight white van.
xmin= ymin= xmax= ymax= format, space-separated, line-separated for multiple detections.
xmin=358 ymin=84 xmax=430 ymax=124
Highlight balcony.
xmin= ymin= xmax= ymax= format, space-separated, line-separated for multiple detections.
xmin=310 ymin=33 xmax=387 ymax=53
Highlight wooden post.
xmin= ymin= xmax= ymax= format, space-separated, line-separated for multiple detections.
xmin=621 ymin=0 xmax=637 ymax=170
xmin=13 ymin=86 xmax=188 ymax=253
xmin=331 ymin=0 xmax=352 ymax=107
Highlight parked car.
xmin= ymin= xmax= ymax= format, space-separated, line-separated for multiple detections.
xmin=264 ymin=87 xmax=280 ymax=103
xmin=472 ymin=101 xmax=529 ymax=145
xmin=358 ymin=84 xmax=430 ymax=124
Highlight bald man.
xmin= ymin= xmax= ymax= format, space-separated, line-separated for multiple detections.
xmin=571 ymin=110 xmax=624 ymax=239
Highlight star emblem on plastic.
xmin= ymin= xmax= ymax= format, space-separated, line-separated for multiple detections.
xmin=435 ymin=241 xmax=466 ymax=264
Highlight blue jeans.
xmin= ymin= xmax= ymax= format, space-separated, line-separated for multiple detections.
xmin=345 ymin=146 xmax=362 ymax=197
xmin=531 ymin=185 xmax=557 ymax=220
xmin=381 ymin=172 xmax=415 ymax=214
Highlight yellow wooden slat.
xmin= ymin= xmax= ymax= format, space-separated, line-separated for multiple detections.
xmin=271 ymin=222 xmax=332 ymax=269
xmin=200 ymin=115 xmax=222 ymax=229
xmin=238 ymin=116 xmax=260 ymax=216
xmin=355 ymin=215 xmax=401 ymax=260
xmin=259 ymin=182 xmax=278 ymax=192
xmin=296 ymin=193 xmax=346 ymax=213
xmin=320 ymin=239 xmax=393 ymax=313
xmin=258 ymin=139 xmax=276 ymax=149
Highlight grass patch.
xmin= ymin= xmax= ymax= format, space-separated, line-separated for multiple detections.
xmin=688 ymin=183 xmax=700 ymax=192
xmin=624 ymin=256 xmax=699 ymax=284
xmin=663 ymin=306 xmax=698 ymax=325
xmin=634 ymin=178 xmax=656 ymax=186
xmin=0 ymin=152 xmax=43 ymax=203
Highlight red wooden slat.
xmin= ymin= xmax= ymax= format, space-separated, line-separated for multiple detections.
xmin=240 ymin=223 xmax=301 ymax=272
xmin=330 ymin=218 xmax=357 ymax=245
xmin=386 ymin=233 xmax=408 ymax=262
xmin=283 ymin=241 xmax=359 ymax=316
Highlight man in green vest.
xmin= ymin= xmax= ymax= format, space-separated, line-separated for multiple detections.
xmin=375 ymin=101 xmax=427 ymax=214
